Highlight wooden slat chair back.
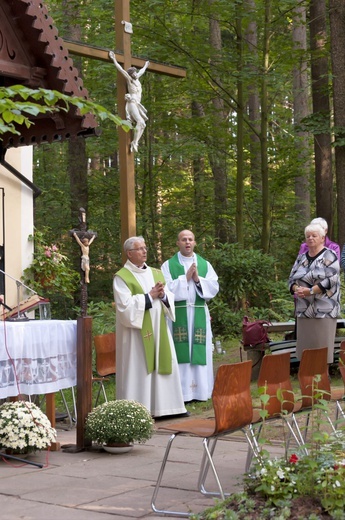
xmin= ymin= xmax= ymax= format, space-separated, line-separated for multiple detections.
xmin=257 ymin=352 xmax=295 ymax=416
xmin=298 ymin=347 xmax=330 ymax=409
xmin=212 ymin=362 xmax=254 ymax=433
xmin=93 ymin=332 xmax=116 ymax=406
xmin=94 ymin=332 xmax=116 ymax=376
xmin=151 ymin=360 xmax=259 ymax=517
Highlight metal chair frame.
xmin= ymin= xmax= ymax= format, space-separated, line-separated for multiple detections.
xmin=151 ymin=361 xmax=261 ymax=517
xmin=245 ymin=351 xmax=303 ymax=472
xmin=331 ymin=340 xmax=345 ymax=425
xmin=288 ymin=347 xmax=336 ymax=454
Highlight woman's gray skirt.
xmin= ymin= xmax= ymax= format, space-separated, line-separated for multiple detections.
xmin=296 ymin=317 xmax=337 ymax=364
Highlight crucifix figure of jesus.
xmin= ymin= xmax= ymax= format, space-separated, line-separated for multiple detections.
xmin=64 ymin=0 xmax=186 ymax=251
xmin=109 ymin=51 xmax=149 ymax=153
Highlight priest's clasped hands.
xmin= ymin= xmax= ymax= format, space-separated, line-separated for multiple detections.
xmin=150 ymin=281 xmax=166 ymax=300
xmin=186 ymin=262 xmax=199 ymax=283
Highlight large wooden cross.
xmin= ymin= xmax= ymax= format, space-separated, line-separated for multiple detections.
xmin=64 ymin=0 xmax=186 ymax=252
xmin=62 ymin=0 xmax=185 ymax=451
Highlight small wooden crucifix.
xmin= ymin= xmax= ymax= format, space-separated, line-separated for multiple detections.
xmin=70 ymin=208 xmax=97 ymax=316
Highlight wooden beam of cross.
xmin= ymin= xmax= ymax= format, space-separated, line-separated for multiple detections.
xmin=60 ymin=0 xmax=186 ymax=452
xmin=64 ymin=0 xmax=186 ymax=254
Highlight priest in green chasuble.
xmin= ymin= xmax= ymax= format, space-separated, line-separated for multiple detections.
xmin=161 ymin=230 xmax=219 ymax=402
xmin=113 ymin=236 xmax=186 ymax=418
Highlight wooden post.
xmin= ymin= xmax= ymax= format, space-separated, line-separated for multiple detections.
xmin=115 ymin=0 xmax=136 ymax=260
xmin=76 ymin=316 xmax=93 ymax=450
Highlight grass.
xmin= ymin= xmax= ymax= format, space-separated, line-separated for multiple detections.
xmin=51 ymin=335 xmax=345 ymax=431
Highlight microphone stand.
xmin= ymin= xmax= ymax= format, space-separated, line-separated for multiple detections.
xmin=0 ymin=269 xmax=37 ymax=322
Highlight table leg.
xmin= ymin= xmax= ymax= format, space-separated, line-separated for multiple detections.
xmin=46 ymin=393 xmax=60 ymax=451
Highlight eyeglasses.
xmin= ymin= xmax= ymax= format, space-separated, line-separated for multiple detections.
xmin=129 ymin=247 xmax=148 ymax=252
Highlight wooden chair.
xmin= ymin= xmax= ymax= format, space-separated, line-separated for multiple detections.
xmin=245 ymin=352 xmax=300 ymax=472
xmin=151 ymin=360 xmax=260 ymax=517
xmin=330 ymin=340 xmax=345 ymax=424
xmin=93 ymin=332 xmax=116 ymax=407
xmin=289 ymin=347 xmax=335 ymax=450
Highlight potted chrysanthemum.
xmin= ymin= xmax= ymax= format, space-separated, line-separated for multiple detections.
xmin=0 ymin=401 xmax=57 ymax=455
xmin=85 ymin=399 xmax=154 ymax=453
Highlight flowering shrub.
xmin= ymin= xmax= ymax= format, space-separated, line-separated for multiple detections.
xmin=22 ymin=228 xmax=79 ymax=300
xmin=85 ymin=399 xmax=154 ymax=446
xmin=244 ymin=430 xmax=345 ymax=517
xmin=0 ymin=401 xmax=57 ymax=454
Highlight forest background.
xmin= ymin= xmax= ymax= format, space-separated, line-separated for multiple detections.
xmin=27 ymin=0 xmax=345 ymax=337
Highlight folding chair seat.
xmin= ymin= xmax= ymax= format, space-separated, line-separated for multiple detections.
xmin=92 ymin=332 xmax=116 ymax=407
xmin=289 ymin=347 xmax=335 ymax=451
xmin=330 ymin=340 xmax=345 ymax=425
xmin=245 ymin=352 xmax=301 ymax=472
xmin=151 ymin=360 xmax=260 ymax=517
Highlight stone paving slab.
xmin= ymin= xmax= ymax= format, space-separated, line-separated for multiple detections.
xmin=0 ymin=423 xmax=284 ymax=519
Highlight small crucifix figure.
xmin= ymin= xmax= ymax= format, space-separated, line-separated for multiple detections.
xmin=70 ymin=208 xmax=97 ymax=315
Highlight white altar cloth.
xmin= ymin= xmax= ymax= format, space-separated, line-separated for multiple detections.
xmin=0 ymin=320 xmax=77 ymax=398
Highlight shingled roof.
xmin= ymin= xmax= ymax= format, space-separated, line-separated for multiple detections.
xmin=0 ymin=0 xmax=99 ymax=149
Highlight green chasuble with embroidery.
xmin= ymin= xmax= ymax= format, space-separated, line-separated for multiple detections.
xmin=116 ymin=267 xmax=172 ymax=375
xmin=168 ymin=254 xmax=208 ymax=365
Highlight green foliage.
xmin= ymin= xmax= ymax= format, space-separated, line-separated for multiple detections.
xmin=85 ymin=301 xmax=116 ymax=337
xmin=0 ymin=85 xmax=128 ymax=135
xmin=204 ymin=241 xmax=293 ymax=337
xmin=85 ymin=399 xmax=154 ymax=445
xmin=22 ymin=228 xmax=80 ymax=319
xmin=244 ymin=430 xmax=345 ymax=517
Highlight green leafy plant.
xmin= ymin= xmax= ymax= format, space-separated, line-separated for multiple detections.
xmin=22 ymin=228 xmax=79 ymax=301
xmin=245 ymin=431 xmax=345 ymax=517
xmin=0 ymin=84 xmax=128 ymax=135
xmin=85 ymin=399 xmax=154 ymax=446
xmin=0 ymin=401 xmax=56 ymax=454
xmin=86 ymin=301 xmax=116 ymax=336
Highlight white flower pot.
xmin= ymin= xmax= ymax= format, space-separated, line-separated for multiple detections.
xmin=103 ymin=443 xmax=133 ymax=454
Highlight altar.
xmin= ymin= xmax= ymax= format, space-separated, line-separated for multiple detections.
xmin=0 ymin=319 xmax=77 ymax=450
xmin=0 ymin=320 xmax=77 ymax=399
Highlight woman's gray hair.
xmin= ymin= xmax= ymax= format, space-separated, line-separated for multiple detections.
xmin=304 ymin=223 xmax=326 ymax=238
xmin=123 ymin=236 xmax=145 ymax=252
xmin=310 ymin=217 xmax=328 ymax=233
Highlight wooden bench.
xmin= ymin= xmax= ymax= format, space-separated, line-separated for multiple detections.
xmin=243 ymin=319 xmax=345 ymax=379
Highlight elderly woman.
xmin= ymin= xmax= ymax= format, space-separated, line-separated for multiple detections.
xmin=289 ymin=222 xmax=341 ymax=364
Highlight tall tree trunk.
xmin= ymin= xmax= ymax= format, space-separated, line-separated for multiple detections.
xmin=208 ymin=0 xmax=229 ymax=243
xmin=235 ymin=3 xmax=244 ymax=246
xmin=310 ymin=0 xmax=333 ymax=234
xmin=62 ymin=0 xmax=88 ymax=226
xmin=192 ymin=101 xmax=207 ymax=238
xmin=293 ymin=4 xmax=310 ymax=226
xmin=329 ymin=0 xmax=345 ymax=247
xmin=245 ymin=0 xmax=261 ymax=189
xmin=260 ymin=0 xmax=271 ymax=253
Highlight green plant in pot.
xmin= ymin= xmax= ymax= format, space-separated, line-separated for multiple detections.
xmin=85 ymin=399 xmax=154 ymax=453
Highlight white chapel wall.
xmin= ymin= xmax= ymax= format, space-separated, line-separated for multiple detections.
xmin=0 ymin=146 xmax=34 ymax=308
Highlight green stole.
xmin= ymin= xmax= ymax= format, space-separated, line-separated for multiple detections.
xmin=168 ymin=253 xmax=208 ymax=365
xmin=116 ymin=266 xmax=172 ymax=375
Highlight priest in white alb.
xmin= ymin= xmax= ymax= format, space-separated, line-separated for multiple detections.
xmin=113 ymin=236 xmax=186 ymax=418
xmin=161 ymin=230 xmax=219 ymax=402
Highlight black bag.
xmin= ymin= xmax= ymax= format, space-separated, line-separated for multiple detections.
xmin=242 ymin=316 xmax=270 ymax=347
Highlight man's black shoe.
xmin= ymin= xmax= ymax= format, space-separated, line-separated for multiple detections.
xmin=154 ymin=410 xmax=191 ymax=421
